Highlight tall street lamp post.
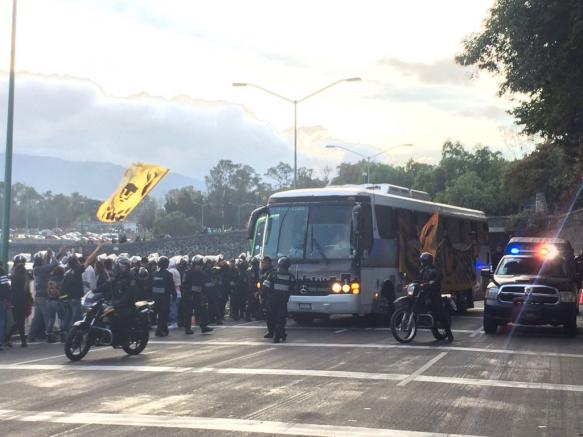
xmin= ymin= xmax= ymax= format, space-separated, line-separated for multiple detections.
xmin=1 ymin=0 xmax=18 ymax=263
xmin=325 ymin=143 xmax=414 ymax=184
xmin=233 ymin=77 xmax=361 ymax=188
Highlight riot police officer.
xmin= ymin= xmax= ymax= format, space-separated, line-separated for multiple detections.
xmin=182 ymin=255 xmax=213 ymax=334
xmin=419 ymin=252 xmax=452 ymax=339
xmin=93 ymin=256 xmax=135 ymax=345
xmin=259 ymin=256 xmax=275 ymax=338
xmin=263 ymin=257 xmax=295 ymax=343
xmin=151 ymin=256 xmax=176 ymax=337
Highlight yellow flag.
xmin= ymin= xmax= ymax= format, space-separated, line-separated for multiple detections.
xmin=96 ymin=163 xmax=169 ymax=223
xmin=419 ymin=212 xmax=440 ymax=257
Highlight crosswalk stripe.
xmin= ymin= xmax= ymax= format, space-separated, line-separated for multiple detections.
xmin=0 ymin=409 xmax=488 ymax=436
xmin=2 ymin=363 xmax=583 ymax=393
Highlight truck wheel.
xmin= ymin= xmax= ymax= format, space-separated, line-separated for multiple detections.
xmin=563 ymin=313 xmax=578 ymax=337
xmin=483 ymin=316 xmax=498 ymax=335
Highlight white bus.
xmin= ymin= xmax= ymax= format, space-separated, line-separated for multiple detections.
xmin=247 ymin=184 xmax=490 ymax=324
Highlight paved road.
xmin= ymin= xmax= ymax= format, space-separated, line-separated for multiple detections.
xmin=1 ymin=306 xmax=583 ymax=436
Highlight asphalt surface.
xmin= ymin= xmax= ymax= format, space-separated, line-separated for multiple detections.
xmin=1 ymin=304 xmax=583 ymax=437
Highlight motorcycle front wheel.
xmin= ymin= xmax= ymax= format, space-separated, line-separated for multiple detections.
xmin=122 ymin=327 xmax=149 ymax=355
xmin=64 ymin=326 xmax=91 ymax=361
xmin=391 ymin=309 xmax=417 ymax=343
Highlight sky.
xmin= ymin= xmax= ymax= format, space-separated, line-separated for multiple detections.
xmin=0 ymin=0 xmax=531 ymax=184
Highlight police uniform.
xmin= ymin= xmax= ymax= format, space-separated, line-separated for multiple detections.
xmin=419 ymin=265 xmax=447 ymax=328
xmin=264 ymin=270 xmax=295 ymax=342
xmin=151 ymin=268 xmax=176 ymax=337
xmin=182 ymin=268 xmax=210 ymax=333
xmin=260 ymin=266 xmax=275 ymax=336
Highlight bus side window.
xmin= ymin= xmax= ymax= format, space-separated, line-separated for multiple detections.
xmin=375 ymin=205 xmax=396 ymax=239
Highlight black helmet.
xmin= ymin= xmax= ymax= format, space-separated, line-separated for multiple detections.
xmin=13 ymin=254 xmax=27 ymax=265
xmin=420 ymin=252 xmax=434 ymax=267
xmin=137 ymin=267 xmax=149 ymax=281
xmin=277 ymin=256 xmax=291 ymax=272
xmin=158 ymin=256 xmax=170 ymax=269
xmin=113 ymin=257 xmax=131 ymax=277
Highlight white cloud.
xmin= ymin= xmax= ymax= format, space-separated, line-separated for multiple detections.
xmin=0 ymin=73 xmax=290 ymax=177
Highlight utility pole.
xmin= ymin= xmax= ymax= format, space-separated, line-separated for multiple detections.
xmin=1 ymin=0 xmax=18 ymax=263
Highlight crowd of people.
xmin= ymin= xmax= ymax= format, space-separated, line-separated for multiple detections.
xmin=0 ymin=244 xmax=295 ymax=350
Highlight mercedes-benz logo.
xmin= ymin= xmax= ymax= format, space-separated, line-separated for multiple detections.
xmin=299 ymin=286 xmax=308 ymax=295
xmin=524 ymin=287 xmax=533 ymax=295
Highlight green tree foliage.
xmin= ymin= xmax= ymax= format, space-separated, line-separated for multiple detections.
xmin=504 ymin=142 xmax=581 ymax=211
xmin=331 ymin=141 xmax=513 ymax=215
xmin=456 ymin=0 xmax=583 ymax=151
xmin=265 ymin=162 xmax=293 ymax=190
xmin=153 ymin=211 xmax=197 ymax=237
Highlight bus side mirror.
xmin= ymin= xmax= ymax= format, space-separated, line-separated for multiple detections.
xmin=247 ymin=206 xmax=267 ymax=240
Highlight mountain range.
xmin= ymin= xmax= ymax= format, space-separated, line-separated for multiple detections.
xmin=0 ymin=154 xmax=205 ymax=200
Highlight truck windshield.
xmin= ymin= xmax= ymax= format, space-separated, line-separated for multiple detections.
xmin=262 ymin=204 xmax=354 ymax=261
xmin=496 ymin=256 xmax=568 ymax=278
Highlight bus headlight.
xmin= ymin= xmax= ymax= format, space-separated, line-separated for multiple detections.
xmin=342 ymin=284 xmax=351 ymax=293
xmin=351 ymin=282 xmax=360 ymax=295
xmin=486 ymin=287 xmax=499 ymax=299
xmin=331 ymin=282 xmax=342 ymax=293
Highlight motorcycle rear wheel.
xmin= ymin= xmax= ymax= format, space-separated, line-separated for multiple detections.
xmin=64 ymin=326 xmax=91 ymax=362
xmin=122 ymin=328 xmax=149 ymax=355
xmin=391 ymin=309 xmax=417 ymax=343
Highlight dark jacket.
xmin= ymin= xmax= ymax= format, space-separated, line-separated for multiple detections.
xmin=151 ymin=269 xmax=176 ymax=299
xmin=419 ymin=266 xmax=443 ymax=295
xmin=182 ymin=270 xmax=204 ymax=300
xmin=62 ymin=264 xmax=86 ymax=300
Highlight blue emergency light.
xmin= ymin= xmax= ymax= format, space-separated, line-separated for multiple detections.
xmin=509 ymin=247 xmax=520 ymax=255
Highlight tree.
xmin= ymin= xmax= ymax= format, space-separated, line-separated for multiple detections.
xmin=153 ymin=211 xmax=197 ymax=237
xmin=457 ymin=0 xmax=583 ymax=152
xmin=265 ymin=162 xmax=293 ymax=190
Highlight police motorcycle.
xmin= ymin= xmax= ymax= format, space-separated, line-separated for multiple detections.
xmin=64 ymin=289 xmax=154 ymax=362
xmin=390 ymin=281 xmax=456 ymax=343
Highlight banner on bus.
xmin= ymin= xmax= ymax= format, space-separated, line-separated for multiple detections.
xmin=419 ymin=212 xmax=476 ymax=292
xmin=397 ymin=210 xmax=420 ymax=279
xmin=97 ymin=163 xmax=169 ymax=223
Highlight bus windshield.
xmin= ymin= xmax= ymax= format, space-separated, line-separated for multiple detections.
xmin=262 ymin=204 xmax=354 ymax=261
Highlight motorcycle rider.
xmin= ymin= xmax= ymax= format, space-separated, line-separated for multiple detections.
xmin=151 ymin=256 xmax=176 ymax=337
xmin=182 ymin=255 xmax=213 ymax=334
xmin=93 ymin=256 xmax=136 ymax=345
xmin=418 ymin=252 xmax=451 ymax=336
xmin=263 ymin=257 xmax=295 ymax=343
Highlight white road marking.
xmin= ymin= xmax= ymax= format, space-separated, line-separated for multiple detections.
xmin=208 ymin=325 xmax=475 ymax=334
xmin=3 ymin=363 xmax=583 ymax=394
xmin=0 ymin=409 xmax=487 ymax=436
xmin=469 ymin=328 xmax=483 ymax=338
xmin=0 ymin=364 xmax=190 ymax=373
xmin=334 ymin=329 xmax=348 ymax=334
xmin=9 ymin=347 xmax=110 ymax=365
xmin=149 ymin=340 xmax=583 ymax=360
xmin=397 ymin=352 xmax=448 ymax=387
xmin=415 ymin=375 xmax=583 ymax=393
